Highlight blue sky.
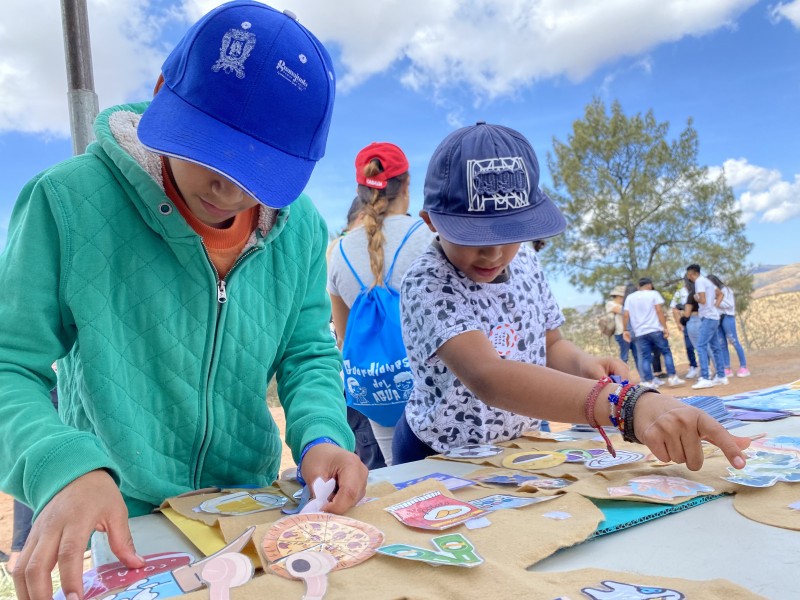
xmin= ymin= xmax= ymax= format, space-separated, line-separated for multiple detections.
xmin=1 ymin=0 xmax=799 ymax=308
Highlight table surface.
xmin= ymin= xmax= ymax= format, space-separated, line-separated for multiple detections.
xmin=93 ymin=417 xmax=799 ymax=600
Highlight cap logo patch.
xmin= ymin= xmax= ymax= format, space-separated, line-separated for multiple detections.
xmin=212 ymin=22 xmax=256 ymax=79
xmin=276 ymin=59 xmax=308 ymax=91
xmin=467 ymin=157 xmax=530 ymax=212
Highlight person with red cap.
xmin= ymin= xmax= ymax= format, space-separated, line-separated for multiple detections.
xmin=327 ymin=142 xmax=434 ymax=466
xmin=0 ymin=3 xmax=367 ymax=598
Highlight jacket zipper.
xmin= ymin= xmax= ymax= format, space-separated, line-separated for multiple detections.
xmin=192 ymin=243 xmax=260 ymax=488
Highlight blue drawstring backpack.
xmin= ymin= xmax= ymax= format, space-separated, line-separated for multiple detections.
xmin=338 ymin=220 xmax=424 ymax=427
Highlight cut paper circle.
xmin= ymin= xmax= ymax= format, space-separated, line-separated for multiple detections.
xmin=557 ymin=448 xmax=606 ymax=463
xmin=199 ymin=491 xmax=288 ymax=515
xmin=263 ymin=513 xmax=384 ymax=579
xmin=501 ymin=451 xmax=567 ymax=470
xmin=441 ymin=444 xmax=505 ymax=458
xmin=585 ymin=450 xmax=645 ymax=470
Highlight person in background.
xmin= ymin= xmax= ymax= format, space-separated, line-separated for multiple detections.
xmin=327 ymin=142 xmax=434 ymax=466
xmin=622 ymin=278 xmax=685 ymax=389
xmin=686 ymin=264 xmax=727 ymax=389
xmin=708 ymin=274 xmax=750 ymax=378
xmin=0 ymin=4 xmax=367 ymax=598
xmin=606 ymin=286 xmax=630 ymax=362
xmin=326 ymin=195 xmax=386 ymax=470
xmin=393 ymin=121 xmax=747 ymax=472
xmin=670 ymin=278 xmax=699 ymax=379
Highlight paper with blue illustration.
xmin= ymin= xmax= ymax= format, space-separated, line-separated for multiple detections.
xmin=723 ymin=379 xmax=800 ymax=414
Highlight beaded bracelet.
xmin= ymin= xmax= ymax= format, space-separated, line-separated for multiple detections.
xmin=584 ymin=375 xmax=616 ymax=457
xmin=612 ymin=381 xmax=634 ymax=433
xmin=621 ymin=385 xmax=660 ymax=444
xmin=606 ymin=379 xmax=629 ymax=429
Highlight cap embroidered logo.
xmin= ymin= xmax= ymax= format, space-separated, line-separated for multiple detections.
xmin=212 ymin=21 xmax=256 ymax=79
xmin=467 ymin=157 xmax=531 ymax=212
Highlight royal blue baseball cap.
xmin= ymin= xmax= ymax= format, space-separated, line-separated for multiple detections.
xmin=423 ymin=122 xmax=566 ymax=246
xmin=138 ymin=1 xmax=336 ymax=208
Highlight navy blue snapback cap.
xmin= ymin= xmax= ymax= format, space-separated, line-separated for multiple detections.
xmin=138 ymin=1 xmax=336 ymax=208
xmin=423 ymin=122 xmax=566 ymax=246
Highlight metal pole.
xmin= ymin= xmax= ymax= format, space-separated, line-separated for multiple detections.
xmin=61 ymin=0 xmax=99 ymax=155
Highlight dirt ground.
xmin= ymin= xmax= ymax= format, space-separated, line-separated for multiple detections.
xmin=2 ymin=345 xmax=799 ymax=564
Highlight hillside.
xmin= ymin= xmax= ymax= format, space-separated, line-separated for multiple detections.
xmin=752 ymin=262 xmax=800 ymax=298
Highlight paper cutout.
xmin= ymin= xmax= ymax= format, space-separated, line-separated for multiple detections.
xmin=542 ymin=511 xmax=572 ymax=520
xmin=262 ymin=513 xmax=383 ymax=579
xmin=441 ymin=444 xmax=504 ymax=458
xmin=464 ymin=516 xmax=492 ymax=529
xmin=750 ymin=436 xmax=800 ymax=459
xmin=198 ymin=491 xmax=288 ymax=515
xmin=470 ymin=493 xmax=557 ymax=512
xmin=585 ymin=450 xmax=645 ymax=470
xmin=200 ymin=552 xmax=254 ymax=600
xmin=477 ymin=473 xmax=573 ymax=489
xmin=53 ymin=552 xmax=195 ymax=600
xmin=789 ymin=501 xmax=800 ymax=511
xmin=724 ymin=449 xmax=800 ymax=487
xmin=501 ymin=451 xmax=567 ymax=470
xmin=377 ymin=533 xmax=484 ymax=568
xmin=282 ymin=549 xmax=338 ymax=600
xmin=607 ymin=476 xmax=715 ymax=500
xmin=385 ymin=491 xmax=489 ymax=530
xmin=56 ymin=528 xmax=256 ymax=600
xmin=300 ymin=477 xmax=337 ymax=514
xmin=556 ymin=448 xmax=606 ymax=463
xmin=395 ymin=472 xmax=477 ymax=491
xmin=724 ymin=380 xmax=800 ymax=414
xmin=161 ymin=507 xmax=228 ymax=556
xmin=580 ymin=580 xmax=685 ymax=599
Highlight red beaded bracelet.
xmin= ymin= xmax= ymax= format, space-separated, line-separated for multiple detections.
xmin=584 ymin=375 xmax=616 ymax=457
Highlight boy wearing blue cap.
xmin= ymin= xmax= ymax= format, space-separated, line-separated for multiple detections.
xmin=0 ymin=3 xmax=366 ymax=597
xmin=393 ymin=122 xmax=750 ymax=472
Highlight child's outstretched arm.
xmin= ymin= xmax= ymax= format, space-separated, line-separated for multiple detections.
xmin=545 ymin=328 xmax=630 ymax=380
xmin=436 ymin=330 xmax=749 ymax=470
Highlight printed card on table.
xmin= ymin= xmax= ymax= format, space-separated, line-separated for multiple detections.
xmin=385 ymin=491 xmax=488 ymax=530
xmin=394 ymin=472 xmax=477 ymax=491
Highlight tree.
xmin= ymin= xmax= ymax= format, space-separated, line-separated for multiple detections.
xmin=544 ymin=98 xmax=753 ymax=310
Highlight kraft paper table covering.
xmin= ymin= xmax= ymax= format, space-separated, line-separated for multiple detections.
xmin=734 ymin=481 xmax=800 ymax=531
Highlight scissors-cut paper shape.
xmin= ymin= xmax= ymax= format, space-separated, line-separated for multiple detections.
xmin=441 ymin=444 xmax=504 ymax=458
xmin=200 ymin=552 xmax=254 ymax=600
xmin=580 ymin=580 xmax=685 ymax=599
xmin=608 ymin=476 xmax=714 ymax=500
xmin=262 ymin=513 xmax=383 ymax=579
xmin=585 ymin=450 xmax=645 ymax=470
xmin=300 ymin=477 xmax=337 ymax=514
xmin=470 ymin=493 xmax=557 ymax=511
xmin=385 ymin=491 xmax=489 ymax=530
xmin=377 ymin=533 xmax=484 ymax=568
xmin=198 ymin=491 xmax=288 ymax=515
xmin=395 ymin=472 xmax=476 ymax=491
xmin=477 ymin=473 xmax=573 ymax=489
xmin=556 ymin=448 xmax=606 ymax=463
xmin=501 ymin=451 xmax=567 ymax=470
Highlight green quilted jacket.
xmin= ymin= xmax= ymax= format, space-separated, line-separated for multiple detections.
xmin=0 ymin=103 xmax=354 ymax=517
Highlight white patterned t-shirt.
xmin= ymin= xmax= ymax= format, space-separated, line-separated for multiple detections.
xmin=400 ymin=242 xmax=565 ymax=452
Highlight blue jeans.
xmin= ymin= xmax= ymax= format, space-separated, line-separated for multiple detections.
xmin=634 ymin=331 xmax=676 ymax=382
xmin=392 ymin=411 xmax=437 ymax=465
xmin=683 ymin=326 xmax=697 ymax=367
xmin=717 ymin=314 xmax=747 ymax=369
xmin=347 ymin=405 xmax=386 ymax=470
xmin=697 ymin=317 xmax=724 ymax=380
xmin=615 ymin=333 xmax=631 ymax=363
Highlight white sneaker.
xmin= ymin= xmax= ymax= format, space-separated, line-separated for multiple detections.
xmin=685 ymin=366 xmax=699 ymax=379
xmin=692 ymin=378 xmax=715 ymax=389
xmin=712 ymin=375 xmax=729 ymax=386
xmin=640 ymin=380 xmax=660 ymax=390
xmin=668 ymin=375 xmax=685 ymax=387
xmin=652 ymin=377 xmax=665 ymax=386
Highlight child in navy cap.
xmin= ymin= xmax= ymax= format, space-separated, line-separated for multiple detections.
xmin=0 ymin=3 xmax=366 ymax=597
xmin=393 ymin=122 xmax=750 ymax=471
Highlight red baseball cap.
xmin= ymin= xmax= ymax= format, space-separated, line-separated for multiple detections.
xmin=355 ymin=142 xmax=409 ymax=189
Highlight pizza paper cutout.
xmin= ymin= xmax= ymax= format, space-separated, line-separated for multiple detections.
xmin=262 ymin=513 xmax=384 ymax=579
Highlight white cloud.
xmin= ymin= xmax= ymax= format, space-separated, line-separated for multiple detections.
xmin=719 ymin=158 xmax=800 ymax=223
xmin=1 ymin=0 xmax=759 ymax=137
xmin=769 ymin=0 xmax=800 ymax=28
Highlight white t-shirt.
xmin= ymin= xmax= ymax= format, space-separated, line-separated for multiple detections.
xmin=400 ymin=242 xmax=565 ymax=452
xmin=669 ymin=286 xmax=689 ymax=309
xmin=327 ymin=214 xmax=434 ymax=307
xmin=719 ymin=286 xmax=736 ymax=315
xmin=694 ymin=275 xmax=720 ymax=320
xmin=623 ymin=289 xmax=665 ymax=336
